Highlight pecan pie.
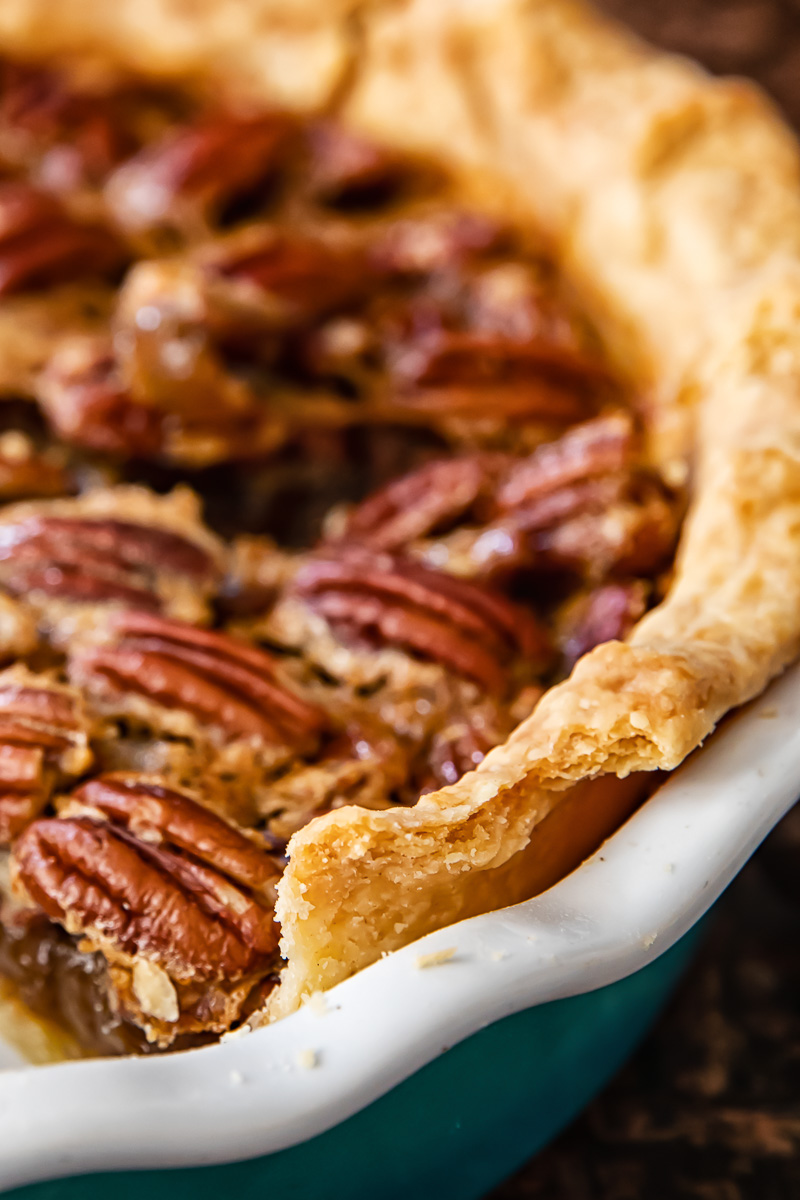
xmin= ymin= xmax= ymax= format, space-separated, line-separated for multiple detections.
xmin=0 ymin=0 xmax=798 ymax=1054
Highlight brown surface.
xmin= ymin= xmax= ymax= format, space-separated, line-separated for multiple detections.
xmin=491 ymin=3 xmax=800 ymax=1195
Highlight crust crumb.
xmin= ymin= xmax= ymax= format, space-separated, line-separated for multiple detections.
xmin=296 ymin=1047 xmax=318 ymax=1069
xmin=304 ymin=991 xmax=329 ymax=1017
xmin=414 ymin=946 xmax=457 ymax=969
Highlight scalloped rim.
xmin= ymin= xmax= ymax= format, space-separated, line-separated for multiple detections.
xmin=0 ymin=661 xmax=798 ymax=1190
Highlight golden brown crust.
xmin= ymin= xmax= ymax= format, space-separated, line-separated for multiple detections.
xmin=274 ymin=1 xmax=800 ymax=1013
xmin=0 ymin=0 xmax=358 ymax=109
xmin=3 ymin=0 xmax=800 ymax=1017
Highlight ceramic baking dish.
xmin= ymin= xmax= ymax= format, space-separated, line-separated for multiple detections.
xmin=1 ymin=661 xmax=799 ymax=1198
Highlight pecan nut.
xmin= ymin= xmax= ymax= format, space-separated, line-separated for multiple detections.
xmin=336 ymin=453 xmax=511 ymax=552
xmin=369 ymin=210 xmax=506 ymax=276
xmin=465 ymin=262 xmax=606 ymax=364
xmin=293 ymin=549 xmax=553 ymax=693
xmin=0 ymin=666 xmax=93 ymax=845
xmin=559 ymin=581 xmax=649 ymax=669
xmin=386 ymin=328 xmax=597 ymax=422
xmin=488 ymin=413 xmax=677 ymax=578
xmin=203 ymin=225 xmax=376 ymax=330
xmin=38 ymin=329 xmax=287 ymax=468
xmin=37 ymin=338 xmax=166 ymax=459
xmin=11 ymin=774 xmax=281 ymax=1038
xmin=105 ymin=112 xmax=292 ymax=237
xmin=390 ymin=327 xmax=604 ymax=392
xmin=69 ymin=612 xmax=328 ymax=747
xmin=258 ymin=712 xmax=413 ymax=838
xmin=334 ymin=416 xmax=629 ymax=555
xmin=0 ymin=59 xmax=138 ymax=188
xmin=0 ymin=182 xmax=126 ymax=296
xmin=424 ymin=704 xmax=510 ymax=791
xmin=0 ymin=486 xmax=224 ymax=635
xmin=305 ymin=120 xmax=407 ymax=206
xmin=531 ymin=478 xmax=678 ymax=578
xmin=338 ymin=413 xmax=678 ymax=586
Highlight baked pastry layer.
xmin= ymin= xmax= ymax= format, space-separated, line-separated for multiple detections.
xmin=1 ymin=0 xmax=799 ymax=1020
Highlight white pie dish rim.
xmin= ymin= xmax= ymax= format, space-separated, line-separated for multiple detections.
xmin=0 ymin=660 xmax=798 ymax=1192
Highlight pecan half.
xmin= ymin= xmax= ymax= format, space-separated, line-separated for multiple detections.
xmin=293 ymin=549 xmax=553 ymax=693
xmin=390 ymin=328 xmax=607 ymax=393
xmin=531 ymin=477 xmax=678 ymax=579
xmin=105 ymin=112 xmax=292 ymax=238
xmin=558 ymin=581 xmax=648 ymax=669
xmin=0 ymin=59 xmax=152 ymax=197
xmin=370 ymin=210 xmax=507 ymax=276
xmin=386 ymin=328 xmax=600 ymax=422
xmin=0 ymin=667 xmax=93 ymax=845
xmin=258 ymin=712 xmax=413 ymax=838
xmin=392 ymin=381 xmax=591 ymax=423
xmin=335 ymin=453 xmax=511 ymax=552
xmin=339 ymin=414 xmax=677 ymax=586
xmin=338 ymin=415 xmax=633 ymax=555
xmin=305 ymin=120 xmax=407 ymax=206
xmin=11 ymin=774 xmax=281 ymax=1040
xmin=465 ymin=262 xmax=605 ymax=365
xmin=38 ymin=329 xmax=287 ymax=468
xmin=70 ymin=612 xmax=328 ymax=748
xmin=37 ymin=337 xmax=166 ymax=459
xmin=0 ymin=182 xmax=126 ymax=296
xmin=0 ymin=59 xmax=143 ymax=190
xmin=424 ymin=703 xmax=511 ymax=791
xmin=69 ymin=775 xmax=280 ymax=894
xmin=494 ymin=413 xmax=635 ymax=512
xmin=0 ymin=486 xmax=224 ymax=635
xmin=205 ymin=225 xmax=374 ymax=329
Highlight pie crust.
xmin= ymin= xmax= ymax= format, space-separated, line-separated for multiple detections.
xmin=2 ymin=0 xmax=800 ymax=1022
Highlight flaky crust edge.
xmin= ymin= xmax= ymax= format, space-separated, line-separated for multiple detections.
xmin=3 ymin=0 xmax=800 ymax=1017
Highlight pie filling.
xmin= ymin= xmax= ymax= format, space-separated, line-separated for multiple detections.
xmin=0 ymin=54 xmax=683 ymax=1054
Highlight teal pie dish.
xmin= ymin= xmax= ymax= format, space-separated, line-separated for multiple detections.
xmin=3 ymin=663 xmax=800 ymax=1197
xmin=8 ymin=921 xmax=704 ymax=1200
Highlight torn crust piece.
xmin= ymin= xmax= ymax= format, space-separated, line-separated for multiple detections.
xmin=267 ymin=4 xmax=800 ymax=1011
xmin=2 ymin=0 xmax=800 ymax=1023
xmin=0 ymin=484 xmax=225 ymax=645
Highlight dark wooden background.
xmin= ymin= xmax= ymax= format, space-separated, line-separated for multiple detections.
xmin=491 ymin=3 xmax=800 ymax=1195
